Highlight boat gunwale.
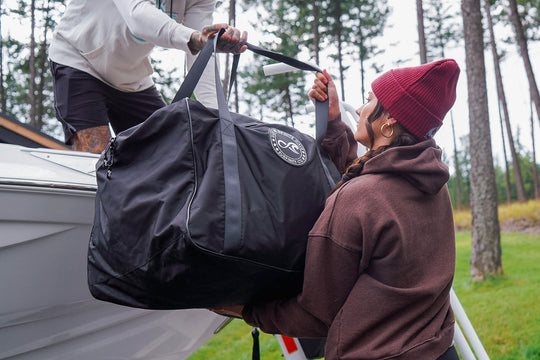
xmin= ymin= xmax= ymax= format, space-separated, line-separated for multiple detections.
xmin=0 ymin=181 xmax=97 ymax=193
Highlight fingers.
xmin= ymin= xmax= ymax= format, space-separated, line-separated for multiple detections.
xmin=308 ymin=72 xmax=329 ymax=102
xmin=309 ymin=86 xmax=328 ymax=102
xmin=193 ymin=24 xmax=248 ymax=54
xmin=201 ymin=23 xmax=229 ymax=38
xmin=235 ymin=31 xmax=248 ymax=54
xmin=309 ymin=70 xmax=341 ymax=119
xmin=189 ymin=24 xmax=229 ymax=54
xmin=322 ymin=69 xmax=333 ymax=84
xmin=216 ymin=27 xmax=238 ymax=52
xmin=217 ymin=27 xmax=248 ymax=53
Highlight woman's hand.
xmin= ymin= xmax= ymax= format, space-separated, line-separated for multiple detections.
xmin=309 ymin=70 xmax=341 ymax=120
xmin=209 ymin=305 xmax=245 ymax=319
xmin=188 ymin=24 xmax=248 ymax=55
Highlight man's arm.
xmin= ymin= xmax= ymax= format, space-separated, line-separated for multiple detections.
xmin=112 ymin=0 xmax=194 ymax=52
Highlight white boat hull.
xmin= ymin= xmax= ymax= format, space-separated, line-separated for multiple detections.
xmin=0 ymin=144 xmax=226 ymax=359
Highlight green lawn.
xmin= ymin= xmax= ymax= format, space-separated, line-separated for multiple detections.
xmin=188 ymin=232 xmax=540 ymax=360
xmin=452 ymin=232 xmax=540 ymax=360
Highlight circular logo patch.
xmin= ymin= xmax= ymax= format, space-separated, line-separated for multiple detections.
xmin=268 ymin=128 xmax=307 ymax=166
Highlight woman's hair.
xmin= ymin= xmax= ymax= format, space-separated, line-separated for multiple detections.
xmin=329 ymin=101 xmax=419 ymax=195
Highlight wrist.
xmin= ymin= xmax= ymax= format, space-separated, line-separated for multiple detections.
xmin=188 ymin=32 xmax=204 ymax=55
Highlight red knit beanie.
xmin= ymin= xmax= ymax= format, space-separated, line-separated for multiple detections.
xmin=371 ymin=59 xmax=460 ymax=140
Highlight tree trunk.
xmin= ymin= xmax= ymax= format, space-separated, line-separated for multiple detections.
xmin=338 ymin=38 xmax=345 ymax=101
xmin=36 ymin=0 xmax=53 ymax=130
xmin=508 ymin=0 xmax=540 ymax=128
xmin=416 ymin=0 xmax=427 ymax=64
xmin=360 ymin=47 xmax=365 ymax=103
xmin=285 ymin=83 xmax=294 ymax=128
xmin=36 ymin=43 xmax=47 ymax=130
xmin=29 ymin=0 xmax=37 ymax=128
xmin=461 ymin=0 xmax=503 ymax=282
xmin=222 ymin=0 xmax=235 ymax=100
xmin=532 ymin=101 xmax=540 ymax=199
xmin=450 ymin=112 xmax=463 ymax=209
xmin=358 ymin=26 xmax=366 ymax=102
xmin=435 ymin=2 xmax=445 ymax=58
xmin=497 ymin=98 xmax=513 ymax=203
xmin=221 ymin=0 xmax=238 ymax=112
xmin=485 ymin=0 xmax=526 ymax=202
xmin=334 ymin=2 xmax=345 ymax=101
xmin=0 ymin=1 xmax=6 ymax=113
xmin=312 ymin=0 xmax=320 ymax=65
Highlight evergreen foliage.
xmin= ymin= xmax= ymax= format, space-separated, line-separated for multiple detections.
xmin=1 ymin=0 xmax=65 ymax=138
xmin=239 ymin=0 xmax=309 ymax=128
xmin=0 ymin=0 xmax=537 ymax=206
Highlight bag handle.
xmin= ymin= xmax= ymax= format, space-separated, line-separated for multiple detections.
xmin=173 ymin=31 xmax=329 ymax=142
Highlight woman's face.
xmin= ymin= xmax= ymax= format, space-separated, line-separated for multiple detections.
xmin=354 ymin=91 xmax=380 ymax=147
xmin=354 ymin=91 xmax=396 ymax=149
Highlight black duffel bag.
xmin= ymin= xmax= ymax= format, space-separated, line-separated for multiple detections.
xmin=88 ymin=34 xmax=340 ymax=310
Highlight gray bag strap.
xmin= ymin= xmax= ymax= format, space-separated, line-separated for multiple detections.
xmin=173 ymin=31 xmax=330 ymax=142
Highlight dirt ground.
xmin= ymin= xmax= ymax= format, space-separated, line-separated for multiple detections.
xmin=499 ymin=219 xmax=540 ymax=234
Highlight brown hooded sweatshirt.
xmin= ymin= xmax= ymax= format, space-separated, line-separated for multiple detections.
xmin=243 ymin=117 xmax=456 ymax=360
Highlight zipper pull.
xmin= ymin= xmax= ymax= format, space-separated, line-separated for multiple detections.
xmin=102 ymin=137 xmax=116 ymax=179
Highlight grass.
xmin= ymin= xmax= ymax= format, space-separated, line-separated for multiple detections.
xmin=188 ymin=231 xmax=540 ymax=360
xmin=187 ymin=319 xmax=282 ymax=359
xmin=452 ymin=232 xmax=540 ymax=359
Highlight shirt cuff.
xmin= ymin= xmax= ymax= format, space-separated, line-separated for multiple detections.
xmin=171 ymin=25 xmax=195 ymax=53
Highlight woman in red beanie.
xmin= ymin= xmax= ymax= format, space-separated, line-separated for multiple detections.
xmin=214 ymin=59 xmax=461 ymax=360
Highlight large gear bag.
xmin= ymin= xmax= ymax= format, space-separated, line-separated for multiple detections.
xmin=87 ymin=34 xmax=340 ymax=309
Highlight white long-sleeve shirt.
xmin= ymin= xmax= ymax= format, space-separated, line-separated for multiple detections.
xmin=49 ymin=0 xmax=218 ymax=108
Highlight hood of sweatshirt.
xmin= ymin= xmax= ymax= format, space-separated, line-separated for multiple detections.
xmin=361 ymin=139 xmax=450 ymax=195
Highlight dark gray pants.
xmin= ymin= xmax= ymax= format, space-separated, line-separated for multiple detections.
xmin=437 ymin=345 xmax=459 ymax=360
xmin=51 ymin=61 xmax=166 ymax=144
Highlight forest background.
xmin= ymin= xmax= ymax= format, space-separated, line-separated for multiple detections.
xmin=1 ymin=0 xmax=539 ymax=208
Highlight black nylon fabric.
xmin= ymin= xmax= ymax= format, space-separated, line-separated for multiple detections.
xmin=88 ymin=96 xmax=340 ymax=309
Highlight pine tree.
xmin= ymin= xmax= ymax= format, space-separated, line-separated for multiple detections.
xmin=326 ymin=0 xmax=351 ymax=101
xmin=240 ymin=0 xmax=309 ymax=127
xmin=461 ymin=0 xmax=503 ymax=282
xmin=0 ymin=1 xmax=6 ymax=113
xmin=417 ymin=0 xmax=427 ymax=64
xmin=484 ymin=0 xmax=527 ymax=203
xmin=423 ymin=0 xmax=464 ymax=208
xmin=508 ymin=0 xmax=540 ymax=128
xmin=4 ymin=0 xmax=66 ymax=138
xmin=349 ymin=0 xmax=389 ymax=102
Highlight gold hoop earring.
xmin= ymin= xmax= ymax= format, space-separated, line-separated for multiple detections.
xmin=381 ymin=123 xmax=394 ymax=138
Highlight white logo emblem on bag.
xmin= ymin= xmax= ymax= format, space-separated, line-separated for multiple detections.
xmin=268 ymin=128 xmax=307 ymax=166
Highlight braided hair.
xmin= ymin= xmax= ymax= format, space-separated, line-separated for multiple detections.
xmin=329 ymin=101 xmax=419 ymax=195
